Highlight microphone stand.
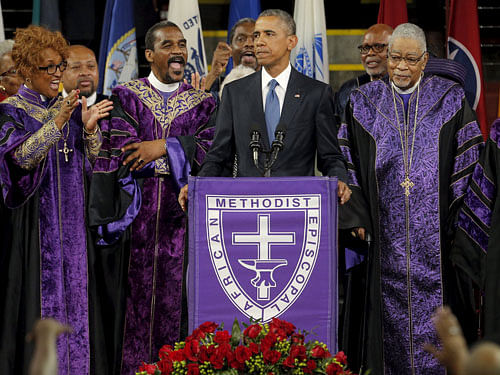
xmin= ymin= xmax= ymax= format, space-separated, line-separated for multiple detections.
xmin=263 ymin=130 xmax=285 ymax=177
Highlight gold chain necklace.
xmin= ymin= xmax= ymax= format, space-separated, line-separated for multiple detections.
xmin=58 ymin=122 xmax=73 ymax=163
xmin=391 ymin=82 xmax=420 ymax=197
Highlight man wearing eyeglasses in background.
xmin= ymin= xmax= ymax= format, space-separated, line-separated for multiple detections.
xmin=337 ymin=23 xmax=483 ymax=375
xmin=334 ymin=24 xmax=393 ymax=125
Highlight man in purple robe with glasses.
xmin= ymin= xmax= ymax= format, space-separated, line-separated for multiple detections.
xmin=339 ymin=23 xmax=483 ymax=375
xmin=88 ymin=21 xmax=216 ymax=375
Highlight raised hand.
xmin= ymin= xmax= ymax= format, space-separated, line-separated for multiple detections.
xmin=82 ymin=97 xmax=113 ymax=134
xmin=55 ymin=89 xmax=79 ymax=129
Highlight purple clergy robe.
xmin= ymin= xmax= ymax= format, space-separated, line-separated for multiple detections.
xmin=453 ymin=118 xmax=500 ymax=344
xmin=338 ymin=75 xmax=483 ymax=375
xmin=89 ymin=78 xmax=216 ymax=375
xmin=0 ymin=86 xmax=92 ymax=375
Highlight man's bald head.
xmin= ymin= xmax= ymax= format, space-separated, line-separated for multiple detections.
xmin=62 ymin=45 xmax=99 ymax=97
xmin=465 ymin=342 xmax=500 ymax=375
xmin=359 ymin=23 xmax=393 ymax=79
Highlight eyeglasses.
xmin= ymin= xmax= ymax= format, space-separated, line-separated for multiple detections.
xmin=357 ymin=43 xmax=388 ymax=55
xmin=0 ymin=67 xmax=17 ymax=77
xmin=388 ymin=52 xmax=426 ymax=66
xmin=38 ymin=60 xmax=67 ymax=75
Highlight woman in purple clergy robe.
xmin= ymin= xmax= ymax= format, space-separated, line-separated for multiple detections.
xmin=0 ymin=26 xmax=112 ymax=375
xmin=453 ymin=118 xmax=500 ymax=347
xmin=338 ymin=23 xmax=483 ymax=375
xmin=88 ymin=21 xmax=217 ymax=375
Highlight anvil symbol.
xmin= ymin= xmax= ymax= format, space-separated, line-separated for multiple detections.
xmin=232 ymin=214 xmax=295 ymax=301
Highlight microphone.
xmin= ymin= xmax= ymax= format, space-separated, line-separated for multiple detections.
xmin=249 ymin=124 xmax=262 ymax=172
xmin=271 ymin=123 xmax=286 ymax=155
xmin=265 ymin=122 xmax=286 ymax=177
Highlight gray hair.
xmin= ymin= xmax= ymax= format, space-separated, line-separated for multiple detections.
xmin=258 ymin=9 xmax=296 ymax=35
xmin=228 ymin=18 xmax=256 ymax=44
xmin=388 ymin=23 xmax=427 ymax=53
xmin=0 ymin=39 xmax=14 ymax=58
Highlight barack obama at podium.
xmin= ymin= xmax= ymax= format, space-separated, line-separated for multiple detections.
xmin=179 ymin=9 xmax=351 ymax=210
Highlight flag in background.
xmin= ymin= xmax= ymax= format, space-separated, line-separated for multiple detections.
xmin=168 ymin=0 xmax=207 ymax=82
xmin=226 ymin=0 xmax=261 ymax=73
xmin=377 ymin=0 xmax=408 ymax=29
xmin=98 ymin=0 xmax=138 ymax=95
xmin=291 ymin=0 xmax=329 ymax=84
xmin=0 ymin=2 xmax=4 ymax=41
xmin=447 ymin=0 xmax=488 ymax=138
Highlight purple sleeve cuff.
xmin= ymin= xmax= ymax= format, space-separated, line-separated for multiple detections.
xmin=345 ymin=247 xmax=366 ymax=271
xmin=96 ymin=173 xmax=142 ymax=245
xmin=166 ymin=136 xmax=191 ymax=191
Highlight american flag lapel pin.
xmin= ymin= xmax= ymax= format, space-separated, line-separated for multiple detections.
xmin=294 ymin=93 xmax=300 ymax=98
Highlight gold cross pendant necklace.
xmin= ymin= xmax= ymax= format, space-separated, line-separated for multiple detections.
xmin=391 ymin=82 xmax=420 ymax=197
xmin=58 ymin=123 xmax=73 ymax=162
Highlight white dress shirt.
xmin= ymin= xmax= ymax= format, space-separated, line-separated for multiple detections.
xmin=62 ymin=88 xmax=97 ymax=107
xmin=261 ymin=63 xmax=292 ymax=115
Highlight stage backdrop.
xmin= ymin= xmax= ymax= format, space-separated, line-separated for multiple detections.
xmin=187 ymin=176 xmax=339 ymax=350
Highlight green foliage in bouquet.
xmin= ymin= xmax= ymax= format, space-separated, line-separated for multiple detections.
xmin=136 ymin=317 xmax=357 ymax=375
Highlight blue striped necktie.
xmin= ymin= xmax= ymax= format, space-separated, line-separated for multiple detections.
xmin=265 ymin=79 xmax=280 ymax=142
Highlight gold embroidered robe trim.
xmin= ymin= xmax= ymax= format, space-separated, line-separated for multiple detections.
xmin=13 ymin=119 xmax=62 ymax=170
xmin=121 ymin=80 xmax=212 ymax=175
xmin=84 ymin=126 xmax=103 ymax=164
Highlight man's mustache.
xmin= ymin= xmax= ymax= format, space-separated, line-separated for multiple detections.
xmin=168 ymin=56 xmax=186 ymax=65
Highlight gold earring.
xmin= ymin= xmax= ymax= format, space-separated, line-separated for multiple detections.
xmin=26 ymin=78 xmax=31 ymax=83
xmin=0 ymin=85 xmax=5 ymax=92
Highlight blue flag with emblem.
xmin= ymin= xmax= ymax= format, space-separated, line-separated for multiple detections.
xmin=98 ymin=0 xmax=138 ymax=95
xmin=291 ymin=0 xmax=329 ymax=84
xmin=226 ymin=0 xmax=261 ymax=74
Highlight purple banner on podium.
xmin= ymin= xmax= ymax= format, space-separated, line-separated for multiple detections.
xmin=187 ymin=176 xmax=338 ymax=350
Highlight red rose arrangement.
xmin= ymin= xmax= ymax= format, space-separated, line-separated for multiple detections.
xmin=136 ymin=318 xmax=357 ymax=375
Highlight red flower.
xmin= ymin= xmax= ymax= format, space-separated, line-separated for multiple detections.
xmin=234 ymin=345 xmax=252 ymax=364
xmin=326 ymin=362 xmax=344 ymax=375
xmin=199 ymin=321 xmax=218 ymax=334
xmin=214 ymin=330 xmax=231 ymax=344
xmin=335 ymin=351 xmax=348 ymax=365
xmin=260 ymin=332 xmax=277 ymax=352
xmin=249 ymin=342 xmax=259 ymax=354
xmin=198 ymin=345 xmax=209 ymax=363
xmin=304 ymin=359 xmax=317 ymax=374
xmin=263 ymin=349 xmax=281 ymax=365
xmin=170 ymin=349 xmax=186 ymax=362
xmin=184 ymin=339 xmax=200 ymax=362
xmin=311 ymin=345 xmax=331 ymax=359
xmin=159 ymin=345 xmax=173 ymax=360
xmin=187 ymin=363 xmax=200 ymax=375
xmin=157 ymin=358 xmax=173 ymax=374
xmin=291 ymin=333 xmax=305 ymax=344
xmin=138 ymin=362 xmax=157 ymax=374
xmin=243 ymin=324 xmax=262 ymax=339
xmin=215 ymin=342 xmax=232 ymax=357
xmin=209 ymin=353 xmax=224 ymax=369
xmin=188 ymin=328 xmax=205 ymax=341
xmin=269 ymin=318 xmax=296 ymax=338
xmin=282 ymin=355 xmax=296 ymax=368
xmin=290 ymin=345 xmax=307 ymax=361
